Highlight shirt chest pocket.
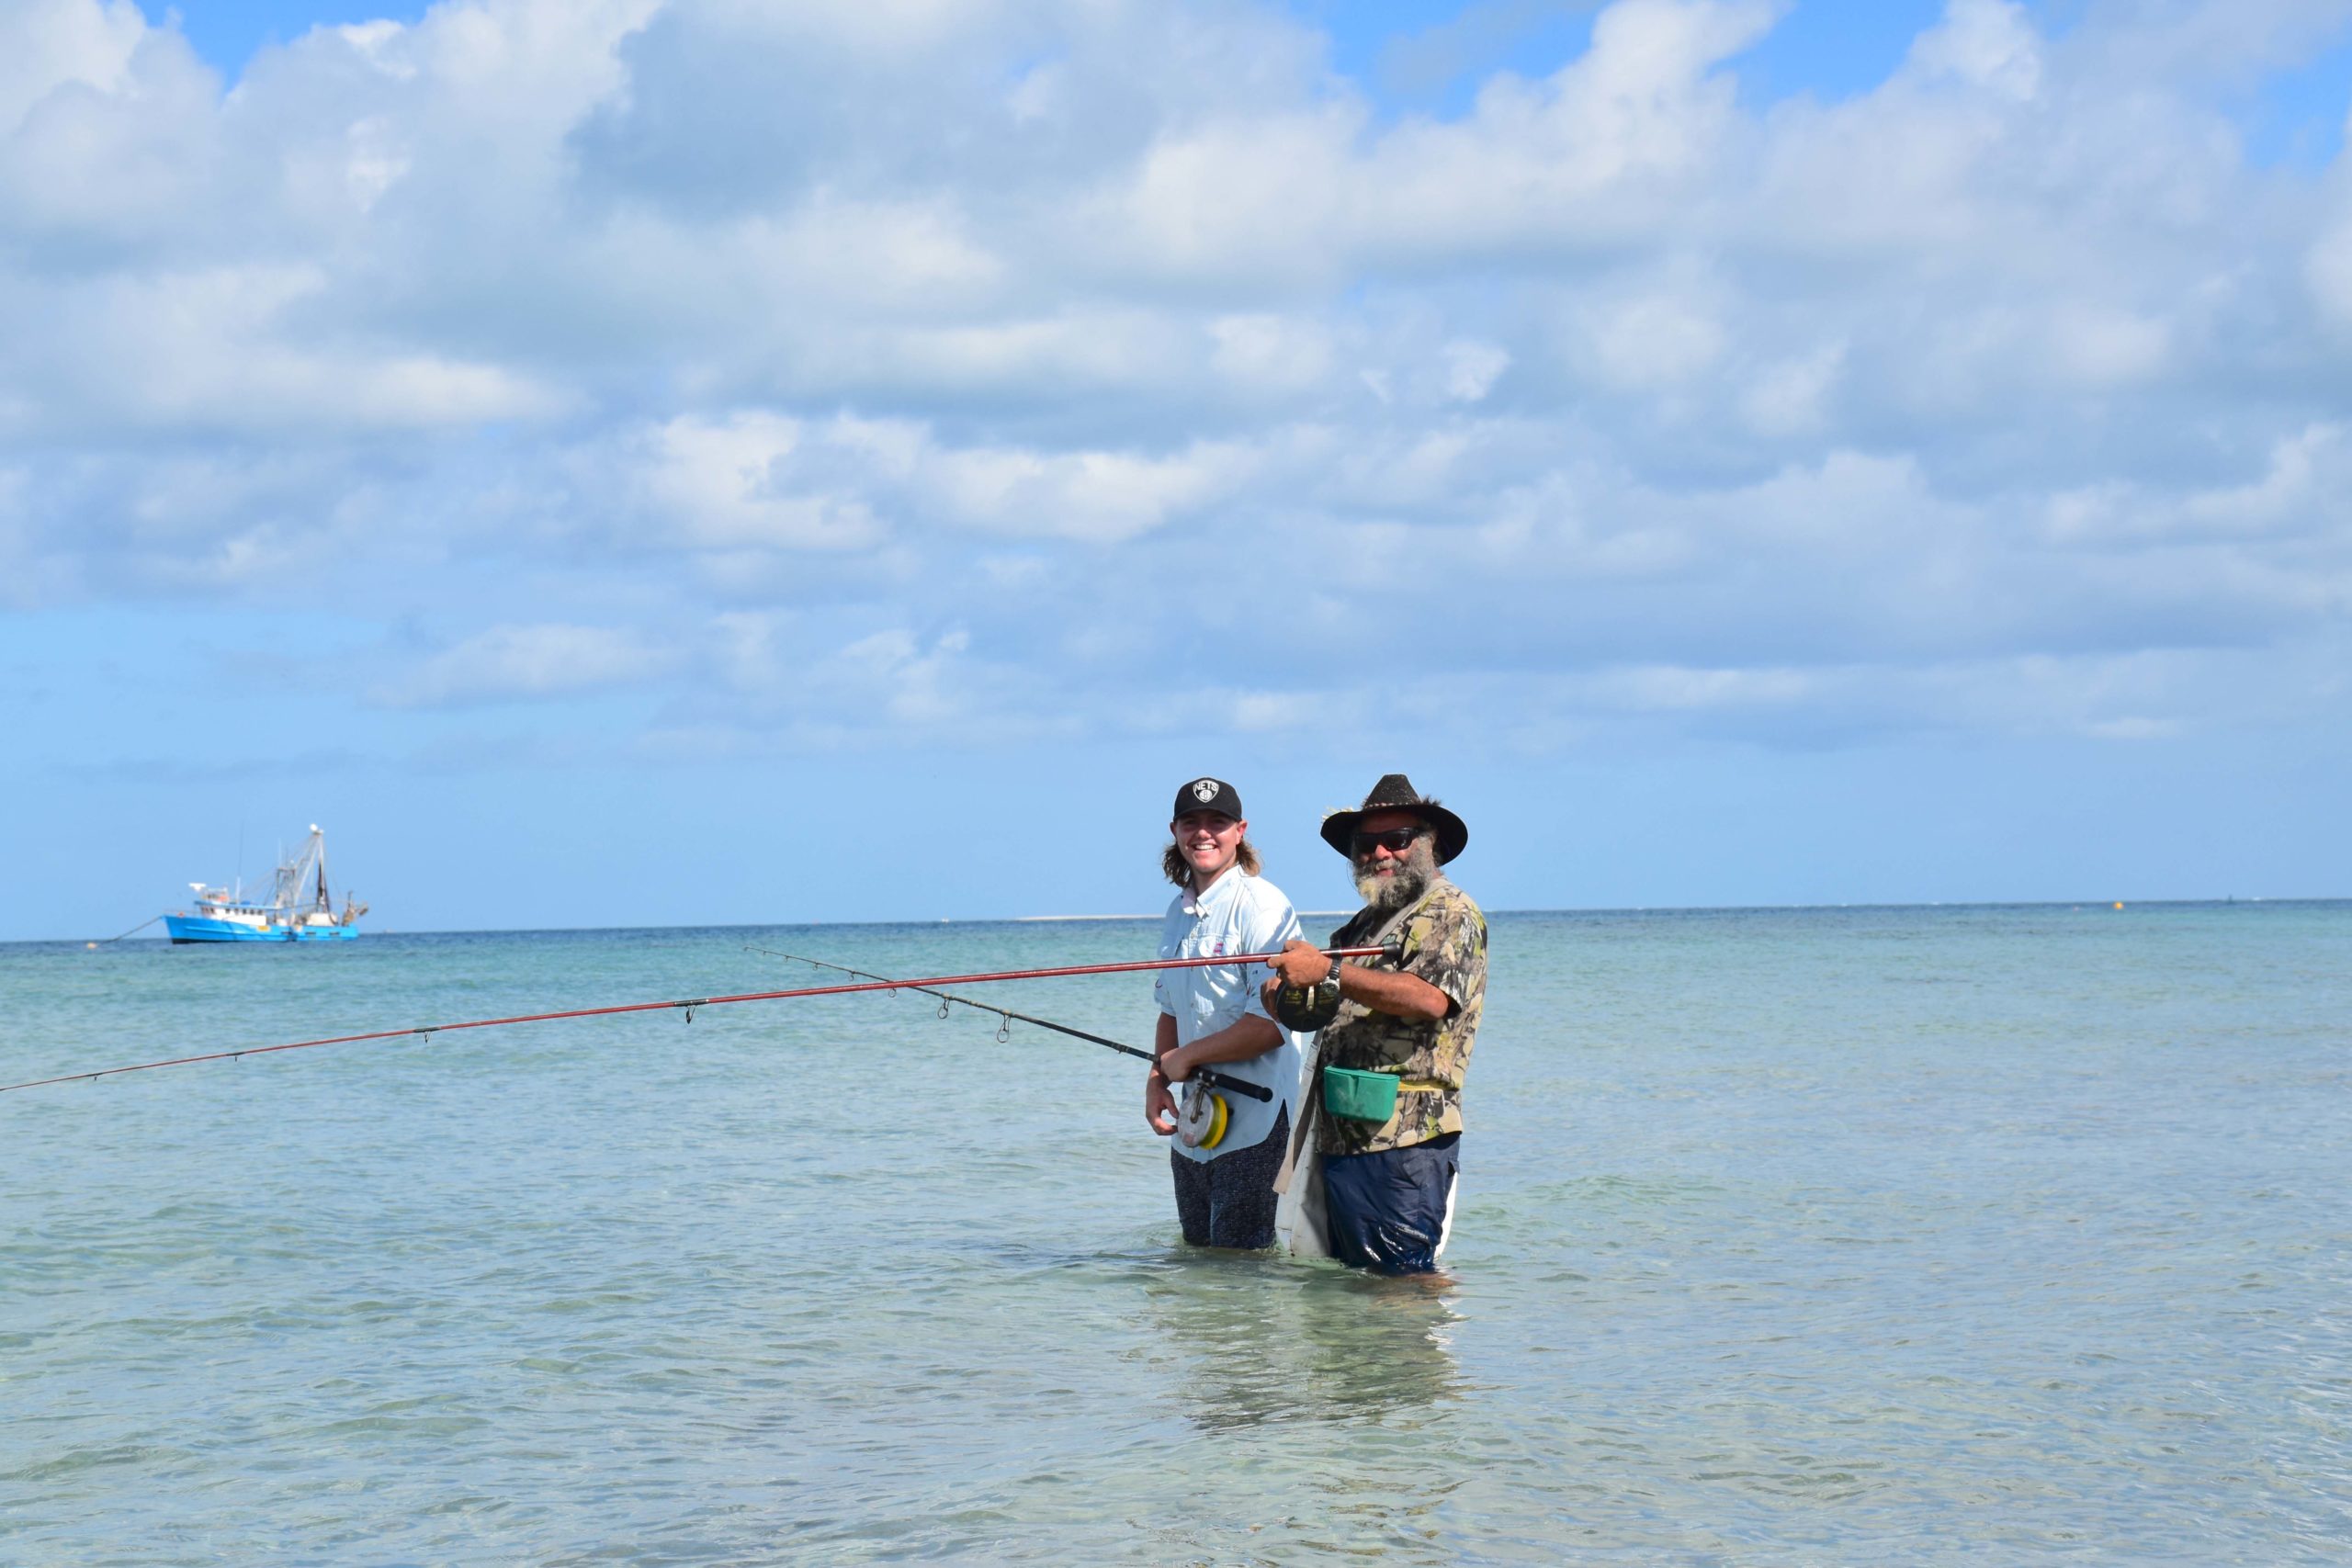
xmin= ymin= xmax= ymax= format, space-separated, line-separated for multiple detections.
xmin=1177 ymin=919 xmax=1240 ymax=961
xmin=1189 ymin=929 xmax=1243 ymax=1016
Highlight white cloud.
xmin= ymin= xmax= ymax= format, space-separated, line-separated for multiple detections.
xmin=1210 ymin=314 xmax=1337 ymax=396
xmin=7 ymin=262 xmax=567 ymax=434
xmin=820 ymin=624 xmax=973 ymax=726
xmin=0 ymin=0 xmax=149 ymax=134
xmin=635 ymin=412 xmax=886 ymax=551
xmin=1906 ymin=0 xmax=2041 ymax=103
xmin=1440 ymin=339 xmax=1510 ymax=402
xmin=2181 ymin=423 xmax=2347 ymax=533
xmin=1111 ymin=107 xmax=1361 ymax=286
xmin=616 ymin=411 xmax=1263 ymax=555
xmin=1 ymin=0 xmax=2348 ymax=761
xmin=2308 ymin=210 xmax=2352 ymax=327
xmin=1362 ymin=0 xmax=1774 ymax=255
xmin=728 ymin=197 xmax=1006 ymax=310
xmin=1583 ymin=662 xmax=1818 ymax=711
xmin=373 ymin=623 xmax=677 ymax=707
xmin=1584 ymin=282 xmax=1727 ymax=389
xmin=918 ymin=435 xmax=1261 ymax=543
xmin=2045 ymin=304 xmax=2169 ymax=386
xmin=1740 ymin=343 xmax=1844 ymax=436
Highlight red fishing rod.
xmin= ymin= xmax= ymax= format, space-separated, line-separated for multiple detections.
xmin=0 ymin=944 xmax=1388 ymax=1097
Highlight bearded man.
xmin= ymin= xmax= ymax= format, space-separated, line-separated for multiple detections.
xmin=1268 ymin=773 xmax=1487 ymax=1275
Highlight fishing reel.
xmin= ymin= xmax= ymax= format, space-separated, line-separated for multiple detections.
xmin=1176 ymin=1083 xmax=1231 ymax=1150
xmin=1272 ymin=971 xmax=1343 ymax=1032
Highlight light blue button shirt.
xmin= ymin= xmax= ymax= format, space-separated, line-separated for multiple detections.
xmin=1154 ymin=870 xmax=1306 ymax=1163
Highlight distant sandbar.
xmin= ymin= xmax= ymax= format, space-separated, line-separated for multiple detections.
xmin=1015 ymin=911 xmax=1355 ymax=921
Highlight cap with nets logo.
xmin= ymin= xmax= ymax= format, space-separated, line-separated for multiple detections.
xmin=1171 ymin=777 xmax=1243 ymax=820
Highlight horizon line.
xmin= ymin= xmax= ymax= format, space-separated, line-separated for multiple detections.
xmin=28 ymin=894 xmax=2350 ymax=946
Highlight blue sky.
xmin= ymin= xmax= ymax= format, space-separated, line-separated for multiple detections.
xmin=6 ymin=0 xmax=2352 ymax=941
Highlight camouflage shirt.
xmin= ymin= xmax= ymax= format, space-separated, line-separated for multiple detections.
xmin=1314 ymin=879 xmax=1487 ymax=1156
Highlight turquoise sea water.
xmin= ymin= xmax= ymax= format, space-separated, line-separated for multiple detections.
xmin=4 ymin=904 xmax=2348 ymax=1564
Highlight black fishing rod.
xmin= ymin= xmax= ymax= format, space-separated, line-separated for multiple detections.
xmin=746 ymin=945 xmax=1273 ymax=1102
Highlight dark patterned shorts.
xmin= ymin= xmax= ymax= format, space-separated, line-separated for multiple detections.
xmin=1170 ymin=1105 xmax=1290 ymax=1250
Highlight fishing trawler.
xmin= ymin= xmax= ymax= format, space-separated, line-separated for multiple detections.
xmin=164 ymin=826 xmax=368 ymax=943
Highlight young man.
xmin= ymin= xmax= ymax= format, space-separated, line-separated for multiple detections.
xmin=1269 ymin=773 xmax=1486 ymax=1275
xmin=1145 ymin=776 xmax=1306 ymax=1250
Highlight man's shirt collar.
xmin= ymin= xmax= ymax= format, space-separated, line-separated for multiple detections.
xmin=1181 ymin=868 xmax=1245 ymax=916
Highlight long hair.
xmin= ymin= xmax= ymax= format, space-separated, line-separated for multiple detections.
xmin=1163 ymin=838 xmax=1261 ymax=887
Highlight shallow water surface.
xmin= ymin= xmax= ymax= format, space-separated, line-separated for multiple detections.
xmin=4 ymin=905 xmax=2348 ymax=1562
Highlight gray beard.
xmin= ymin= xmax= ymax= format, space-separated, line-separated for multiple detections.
xmin=1354 ymin=842 xmax=1438 ymax=913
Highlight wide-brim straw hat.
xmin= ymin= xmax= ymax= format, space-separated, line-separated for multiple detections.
xmin=1317 ymin=773 xmax=1468 ymax=865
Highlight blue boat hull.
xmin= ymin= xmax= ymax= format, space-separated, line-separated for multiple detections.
xmin=164 ymin=915 xmax=359 ymax=943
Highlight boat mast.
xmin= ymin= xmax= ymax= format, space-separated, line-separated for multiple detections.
xmin=267 ymin=827 xmax=329 ymax=916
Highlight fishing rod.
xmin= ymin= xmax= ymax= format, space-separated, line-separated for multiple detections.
xmin=745 ymin=945 xmax=1272 ymax=1102
xmin=0 ymin=944 xmax=1389 ymax=1098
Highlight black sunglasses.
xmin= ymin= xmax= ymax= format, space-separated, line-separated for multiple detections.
xmin=1351 ymin=827 xmax=1428 ymax=855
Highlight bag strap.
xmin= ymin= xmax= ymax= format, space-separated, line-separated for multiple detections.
xmin=1273 ymin=888 xmax=1438 ymax=1192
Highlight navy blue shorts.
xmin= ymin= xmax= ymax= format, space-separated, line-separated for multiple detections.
xmin=1320 ymin=1134 xmax=1460 ymax=1275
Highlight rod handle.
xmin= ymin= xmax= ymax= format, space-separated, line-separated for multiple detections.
xmin=1197 ymin=1068 xmax=1273 ymax=1102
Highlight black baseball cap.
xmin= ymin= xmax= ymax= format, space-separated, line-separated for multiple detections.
xmin=1170 ymin=776 xmax=1244 ymax=820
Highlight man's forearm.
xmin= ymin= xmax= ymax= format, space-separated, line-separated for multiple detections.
xmin=1272 ymin=938 xmax=1452 ymax=1021
xmin=1337 ymin=963 xmax=1452 ymax=1022
xmin=1169 ymin=1012 xmax=1283 ymax=1069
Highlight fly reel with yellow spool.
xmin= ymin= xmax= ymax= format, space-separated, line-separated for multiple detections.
xmin=1176 ymin=1084 xmax=1231 ymax=1149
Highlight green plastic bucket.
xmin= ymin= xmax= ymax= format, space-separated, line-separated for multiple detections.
xmin=1322 ymin=1066 xmax=1402 ymax=1122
